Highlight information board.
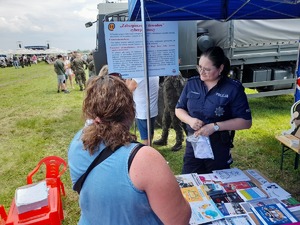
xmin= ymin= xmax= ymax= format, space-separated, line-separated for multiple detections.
xmin=104 ymin=21 xmax=179 ymax=78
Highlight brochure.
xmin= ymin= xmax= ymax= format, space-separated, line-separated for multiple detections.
xmin=175 ymin=173 xmax=202 ymax=188
xmin=236 ymin=187 xmax=267 ymax=202
xmin=212 ymin=168 xmax=251 ymax=183
xmin=261 ymin=182 xmax=291 ymax=201
xmin=251 ymin=203 xmax=298 ymax=225
xmin=189 ymin=199 xmax=224 ymax=225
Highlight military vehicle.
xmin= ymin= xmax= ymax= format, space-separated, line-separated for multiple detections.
xmin=89 ymin=2 xmax=300 ymax=98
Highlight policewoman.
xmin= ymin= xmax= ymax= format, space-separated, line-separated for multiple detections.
xmin=175 ymin=46 xmax=252 ymax=174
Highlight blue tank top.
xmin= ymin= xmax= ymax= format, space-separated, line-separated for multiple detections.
xmin=68 ymin=130 xmax=163 ymax=225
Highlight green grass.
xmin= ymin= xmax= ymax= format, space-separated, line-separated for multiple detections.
xmin=0 ymin=63 xmax=299 ymax=224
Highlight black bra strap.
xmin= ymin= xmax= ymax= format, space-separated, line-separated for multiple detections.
xmin=128 ymin=143 xmax=144 ymax=171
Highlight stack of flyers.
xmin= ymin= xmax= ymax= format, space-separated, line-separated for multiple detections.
xmin=260 ymin=182 xmax=291 ymax=201
xmin=175 ymin=173 xmax=202 ymax=188
xmin=181 ymin=186 xmax=210 ymax=202
xmin=221 ymin=181 xmax=257 ymax=193
xmin=236 ymin=187 xmax=267 ymax=202
xmin=251 ymin=203 xmax=298 ymax=225
xmin=212 ymin=168 xmax=251 ymax=183
xmin=189 ymin=199 xmax=224 ymax=225
xmin=202 ymin=182 xmax=225 ymax=196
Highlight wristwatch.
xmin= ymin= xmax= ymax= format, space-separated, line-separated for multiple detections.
xmin=213 ymin=122 xmax=220 ymax=132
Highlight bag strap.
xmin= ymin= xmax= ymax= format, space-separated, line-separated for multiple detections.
xmin=73 ymin=146 xmax=115 ymax=194
xmin=73 ymin=142 xmax=144 ymax=194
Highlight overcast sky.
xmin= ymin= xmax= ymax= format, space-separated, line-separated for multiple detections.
xmin=0 ymin=0 xmax=107 ymax=51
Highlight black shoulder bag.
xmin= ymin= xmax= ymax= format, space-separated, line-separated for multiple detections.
xmin=73 ymin=143 xmax=144 ymax=194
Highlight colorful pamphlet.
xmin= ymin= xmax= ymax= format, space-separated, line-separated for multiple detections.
xmin=236 ymin=187 xmax=267 ymax=202
xmin=251 ymin=203 xmax=299 ymax=225
xmin=175 ymin=173 xmax=202 ymax=188
xmin=189 ymin=199 xmax=224 ymax=225
xmin=211 ymin=192 xmax=244 ymax=204
xmin=221 ymin=181 xmax=257 ymax=193
xmin=202 ymin=182 xmax=225 ymax=196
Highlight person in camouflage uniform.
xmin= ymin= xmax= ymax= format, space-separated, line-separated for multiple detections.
xmin=86 ymin=53 xmax=96 ymax=78
xmin=153 ymin=73 xmax=186 ymax=151
xmin=88 ymin=60 xmax=96 ymax=78
xmin=71 ymin=53 xmax=87 ymax=91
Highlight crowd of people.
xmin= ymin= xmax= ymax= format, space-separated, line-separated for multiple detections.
xmin=53 ymin=52 xmax=96 ymax=93
xmin=0 ymin=54 xmax=38 ymax=68
xmin=67 ymin=46 xmax=252 ymax=224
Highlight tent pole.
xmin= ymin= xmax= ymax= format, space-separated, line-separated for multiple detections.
xmin=140 ymin=0 xmax=152 ymax=146
xmin=294 ymin=38 xmax=300 ymax=102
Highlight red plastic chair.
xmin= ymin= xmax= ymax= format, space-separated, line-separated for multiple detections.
xmin=0 ymin=205 xmax=7 ymax=225
xmin=26 ymin=156 xmax=67 ymax=196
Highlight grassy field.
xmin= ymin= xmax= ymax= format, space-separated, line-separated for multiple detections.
xmin=0 ymin=62 xmax=299 ymax=224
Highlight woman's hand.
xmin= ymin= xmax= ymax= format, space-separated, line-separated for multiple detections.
xmin=194 ymin=123 xmax=214 ymax=137
xmin=189 ymin=118 xmax=204 ymax=131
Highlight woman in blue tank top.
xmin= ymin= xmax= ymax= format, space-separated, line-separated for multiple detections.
xmin=68 ymin=75 xmax=191 ymax=225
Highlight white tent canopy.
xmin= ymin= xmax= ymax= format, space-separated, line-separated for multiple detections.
xmin=8 ymin=48 xmax=38 ymax=55
xmin=1 ymin=47 xmax=71 ymax=56
xmin=43 ymin=47 xmax=70 ymax=55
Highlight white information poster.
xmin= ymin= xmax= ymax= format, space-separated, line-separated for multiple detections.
xmin=104 ymin=21 xmax=179 ymax=78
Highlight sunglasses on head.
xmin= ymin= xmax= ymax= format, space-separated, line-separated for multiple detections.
xmin=108 ymin=72 xmax=122 ymax=79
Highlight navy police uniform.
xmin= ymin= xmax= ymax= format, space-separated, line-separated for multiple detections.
xmin=176 ymin=75 xmax=252 ymax=174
